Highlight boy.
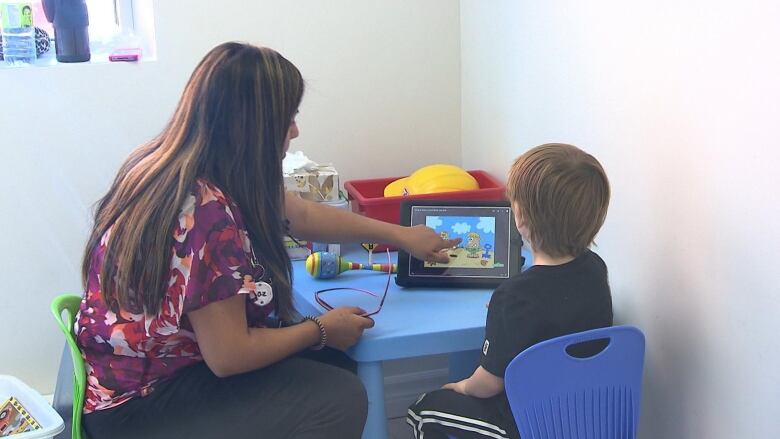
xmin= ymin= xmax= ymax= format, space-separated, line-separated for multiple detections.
xmin=407 ymin=143 xmax=613 ymax=439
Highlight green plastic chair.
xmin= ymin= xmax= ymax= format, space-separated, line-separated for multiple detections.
xmin=51 ymin=294 xmax=87 ymax=439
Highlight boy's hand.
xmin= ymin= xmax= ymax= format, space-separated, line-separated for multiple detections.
xmin=443 ymin=367 xmax=504 ymax=399
xmin=442 ymin=380 xmax=468 ymax=395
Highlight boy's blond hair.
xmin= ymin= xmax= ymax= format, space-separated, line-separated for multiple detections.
xmin=507 ymin=143 xmax=610 ymax=258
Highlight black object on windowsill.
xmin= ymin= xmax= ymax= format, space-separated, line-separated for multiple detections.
xmin=42 ymin=0 xmax=90 ymax=63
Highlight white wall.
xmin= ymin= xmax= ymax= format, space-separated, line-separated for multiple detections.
xmin=0 ymin=0 xmax=461 ymax=393
xmin=461 ymin=0 xmax=780 ymax=437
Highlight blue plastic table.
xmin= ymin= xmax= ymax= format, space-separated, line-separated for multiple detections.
xmin=291 ymin=247 xmax=530 ymax=439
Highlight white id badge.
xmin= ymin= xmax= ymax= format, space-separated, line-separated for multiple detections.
xmin=252 ymin=281 xmax=274 ymax=307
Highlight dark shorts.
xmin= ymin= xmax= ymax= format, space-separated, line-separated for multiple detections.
xmin=407 ymin=389 xmax=519 ymax=439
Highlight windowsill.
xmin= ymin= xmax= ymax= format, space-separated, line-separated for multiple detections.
xmin=1 ymin=48 xmax=157 ymax=69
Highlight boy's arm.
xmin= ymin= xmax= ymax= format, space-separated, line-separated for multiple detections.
xmin=442 ymin=366 xmax=504 ymax=398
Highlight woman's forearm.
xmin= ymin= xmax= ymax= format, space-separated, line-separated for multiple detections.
xmin=286 ymin=194 xmax=405 ymax=246
xmin=285 ymin=193 xmax=458 ymax=264
xmin=188 ymin=295 xmax=322 ymax=378
xmin=211 ymin=322 xmax=321 ymax=377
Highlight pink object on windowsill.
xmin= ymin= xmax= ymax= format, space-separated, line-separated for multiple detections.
xmin=108 ymin=48 xmax=141 ymax=62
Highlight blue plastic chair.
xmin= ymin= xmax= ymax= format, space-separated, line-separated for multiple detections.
xmin=504 ymin=326 xmax=645 ymax=439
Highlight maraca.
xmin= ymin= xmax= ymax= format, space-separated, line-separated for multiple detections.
xmin=306 ymin=251 xmax=397 ymax=279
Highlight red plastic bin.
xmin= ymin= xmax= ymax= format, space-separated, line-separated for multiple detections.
xmin=344 ymin=170 xmax=506 ymax=227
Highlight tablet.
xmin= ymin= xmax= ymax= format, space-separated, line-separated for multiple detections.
xmin=396 ymin=200 xmax=524 ymax=288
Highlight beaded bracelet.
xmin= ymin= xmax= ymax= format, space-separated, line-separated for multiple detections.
xmin=302 ymin=316 xmax=327 ymax=351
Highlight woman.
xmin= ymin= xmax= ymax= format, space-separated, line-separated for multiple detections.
xmin=77 ymin=42 xmax=458 ymax=439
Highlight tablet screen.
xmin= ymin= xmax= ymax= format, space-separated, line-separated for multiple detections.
xmin=408 ymin=205 xmax=513 ymax=279
xmin=397 ymin=200 xmax=523 ymax=288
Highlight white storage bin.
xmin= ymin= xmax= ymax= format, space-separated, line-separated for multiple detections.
xmin=0 ymin=375 xmax=64 ymax=439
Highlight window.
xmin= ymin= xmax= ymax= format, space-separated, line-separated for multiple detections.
xmin=1 ymin=0 xmax=155 ymax=68
xmin=87 ymin=0 xmax=122 ymax=46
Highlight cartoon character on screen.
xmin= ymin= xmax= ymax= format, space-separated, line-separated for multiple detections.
xmin=480 ymin=244 xmax=492 ymax=266
xmin=465 ymin=232 xmax=482 ymax=258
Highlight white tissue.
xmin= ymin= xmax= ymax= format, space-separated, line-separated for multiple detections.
xmin=283 ymin=151 xmax=319 ymax=174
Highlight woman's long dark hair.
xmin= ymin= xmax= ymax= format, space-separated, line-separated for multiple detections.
xmin=82 ymin=42 xmax=304 ymax=321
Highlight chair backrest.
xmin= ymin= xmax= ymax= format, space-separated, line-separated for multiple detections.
xmin=504 ymin=325 xmax=645 ymax=439
xmin=51 ymin=294 xmax=86 ymax=439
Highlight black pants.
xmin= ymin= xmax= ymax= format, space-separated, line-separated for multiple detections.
xmin=84 ymin=348 xmax=367 ymax=439
xmin=407 ymin=389 xmax=519 ymax=439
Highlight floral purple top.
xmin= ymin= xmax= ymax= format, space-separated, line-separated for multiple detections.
xmin=76 ymin=180 xmax=275 ymax=413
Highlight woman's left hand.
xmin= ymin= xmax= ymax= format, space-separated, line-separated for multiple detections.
xmin=398 ymin=225 xmax=461 ymax=264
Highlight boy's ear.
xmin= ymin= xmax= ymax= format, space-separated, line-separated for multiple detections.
xmin=511 ymin=203 xmax=530 ymax=238
xmin=510 ymin=203 xmax=522 ymax=223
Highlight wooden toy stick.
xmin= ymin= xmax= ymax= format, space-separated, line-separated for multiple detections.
xmin=361 ymin=243 xmax=378 ymax=265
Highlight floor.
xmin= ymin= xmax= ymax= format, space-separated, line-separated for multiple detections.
xmin=388 ymin=416 xmax=415 ymax=439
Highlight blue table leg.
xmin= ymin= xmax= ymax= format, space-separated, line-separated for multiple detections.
xmin=358 ymin=361 xmax=388 ymax=439
xmin=448 ymin=350 xmax=480 ymax=382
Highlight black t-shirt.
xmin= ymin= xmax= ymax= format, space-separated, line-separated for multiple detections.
xmin=480 ymin=249 xmax=613 ymax=377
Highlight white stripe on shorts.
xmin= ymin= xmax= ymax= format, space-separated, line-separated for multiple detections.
xmin=408 ymin=409 xmax=510 ymax=439
xmin=420 ymin=410 xmax=508 ymax=435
